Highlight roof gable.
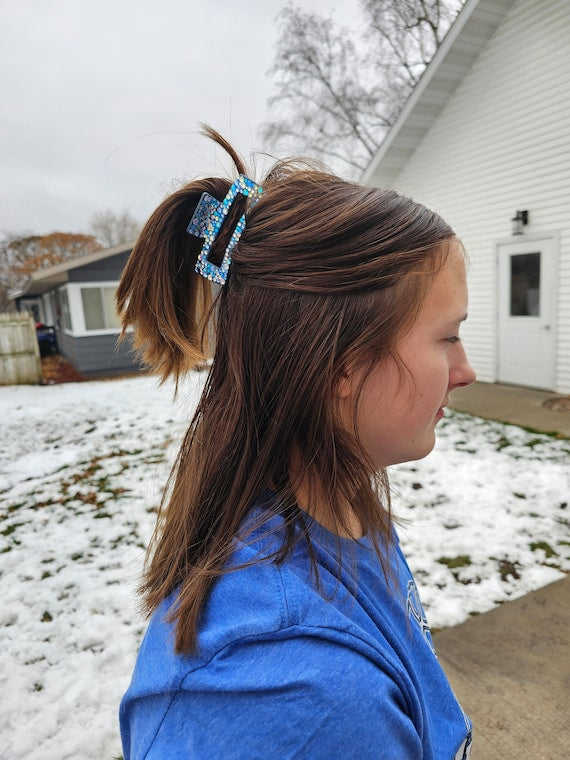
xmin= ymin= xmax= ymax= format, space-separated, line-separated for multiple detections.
xmin=362 ymin=0 xmax=516 ymax=187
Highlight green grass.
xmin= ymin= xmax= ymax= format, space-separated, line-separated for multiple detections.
xmin=529 ymin=541 xmax=558 ymax=558
xmin=437 ymin=555 xmax=472 ymax=569
xmin=1 ymin=522 xmax=25 ymax=536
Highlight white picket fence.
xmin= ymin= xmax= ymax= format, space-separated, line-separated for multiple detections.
xmin=0 ymin=312 xmax=42 ymax=385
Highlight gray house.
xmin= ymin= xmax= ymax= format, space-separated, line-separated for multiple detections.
xmin=12 ymin=242 xmax=141 ymax=376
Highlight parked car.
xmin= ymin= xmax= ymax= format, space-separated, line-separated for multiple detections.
xmin=35 ymin=323 xmax=58 ymax=357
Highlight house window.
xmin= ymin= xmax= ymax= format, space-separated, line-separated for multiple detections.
xmin=59 ymin=288 xmax=73 ymax=331
xmin=81 ymin=286 xmax=121 ymax=331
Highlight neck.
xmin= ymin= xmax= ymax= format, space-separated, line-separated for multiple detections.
xmin=289 ymin=452 xmax=364 ymax=539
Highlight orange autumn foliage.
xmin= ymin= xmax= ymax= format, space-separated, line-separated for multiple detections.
xmin=16 ymin=233 xmax=102 ymax=276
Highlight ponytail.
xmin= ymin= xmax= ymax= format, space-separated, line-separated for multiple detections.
xmin=116 ymin=127 xmax=249 ymax=383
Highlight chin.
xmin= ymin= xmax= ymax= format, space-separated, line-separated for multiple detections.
xmin=386 ymin=445 xmax=435 ymax=468
xmin=410 ymin=438 xmax=437 ymax=463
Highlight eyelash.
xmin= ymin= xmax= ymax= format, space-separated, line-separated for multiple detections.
xmin=446 ymin=336 xmax=461 ymax=344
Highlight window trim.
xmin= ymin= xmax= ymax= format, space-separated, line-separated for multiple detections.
xmin=57 ymin=281 xmax=125 ymax=337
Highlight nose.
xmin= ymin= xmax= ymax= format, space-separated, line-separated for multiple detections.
xmin=450 ymin=344 xmax=476 ymax=390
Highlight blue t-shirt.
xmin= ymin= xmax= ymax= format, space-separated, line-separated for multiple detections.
xmin=120 ymin=510 xmax=472 ymax=759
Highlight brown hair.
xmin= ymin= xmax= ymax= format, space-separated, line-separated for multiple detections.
xmin=116 ymin=127 xmax=455 ymax=653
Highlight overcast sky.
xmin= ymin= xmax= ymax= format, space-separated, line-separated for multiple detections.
xmin=0 ymin=0 xmax=359 ymax=237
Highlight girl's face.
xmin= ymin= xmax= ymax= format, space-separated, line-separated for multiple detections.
xmin=342 ymin=241 xmax=476 ymax=469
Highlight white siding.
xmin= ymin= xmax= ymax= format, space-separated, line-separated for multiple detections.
xmin=383 ymin=0 xmax=570 ymax=392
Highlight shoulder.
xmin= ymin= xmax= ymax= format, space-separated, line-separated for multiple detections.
xmin=122 ymin=569 xmax=423 ymax=760
xmin=134 ymin=518 xmax=415 ymax=686
xmin=137 ymin=541 xmax=356 ymax=674
xmin=120 ymin=525 xmax=431 ymax=759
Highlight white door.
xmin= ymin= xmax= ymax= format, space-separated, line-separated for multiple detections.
xmin=497 ymin=238 xmax=556 ymax=390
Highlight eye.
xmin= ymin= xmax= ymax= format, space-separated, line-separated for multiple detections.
xmin=445 ymin=336 xmax=461 ymax=344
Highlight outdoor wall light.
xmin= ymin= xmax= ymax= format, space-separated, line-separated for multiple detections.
xmin=511 ymin=209 xmax=529 ymax=235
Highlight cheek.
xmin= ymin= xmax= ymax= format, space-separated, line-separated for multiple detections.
xmin=406 ymin=347 xmax=449 ymax=388
xmin=413 ymin=367 xmax=448 ymax=411
xmin=358 ymin=364 xmax=409 ymax=429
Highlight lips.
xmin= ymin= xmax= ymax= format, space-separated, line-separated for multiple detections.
xmin=436 ymin=400 xmax=448 ymax=420
xmin=437 ymin=398 xmax=449 ymax=416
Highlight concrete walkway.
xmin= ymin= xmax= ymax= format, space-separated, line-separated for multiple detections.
xmin=449 ymin=380 xmax=570 ymax=437
xmin=434 ymin=381 xmax=570 ymax=759
xmin=434 ymin=578 xmax=569 ymax=759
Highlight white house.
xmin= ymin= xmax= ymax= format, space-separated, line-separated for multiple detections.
xmin=363 ymin=0 xmax=570 ymax=393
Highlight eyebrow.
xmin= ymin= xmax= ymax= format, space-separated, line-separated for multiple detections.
xmin=444 ymin=313 xmax=468 ymax=330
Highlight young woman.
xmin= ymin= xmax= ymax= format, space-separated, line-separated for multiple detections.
xmin=117 ymin=128 xmax=476 ymax=759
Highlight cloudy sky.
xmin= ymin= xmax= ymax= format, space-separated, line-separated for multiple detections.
xmin=1 ymin=0 xmax=358 ymax=237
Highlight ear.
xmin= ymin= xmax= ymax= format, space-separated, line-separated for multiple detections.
xmin=336 ymin=371 xmax=352 ymax=399
xmin=335 ymin=364 xmax=359 ymax=400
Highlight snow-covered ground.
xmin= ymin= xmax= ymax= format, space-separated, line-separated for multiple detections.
xmin=0 ymin=373 xmax=568 ymax=759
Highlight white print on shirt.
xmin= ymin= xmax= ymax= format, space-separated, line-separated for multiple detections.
xmin=455 ymin=730 xmax=473 ymax=760
xmin=406 ymin=579 xmax=435 ymax=653
xmin=405 ymin=579 xmax=475 ymax=759
xmin=455 ymin=703 xmax=473 ymax=759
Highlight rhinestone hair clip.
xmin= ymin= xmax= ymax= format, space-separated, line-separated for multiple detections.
xmin=187 ymin=174 xmax=263 ymax=285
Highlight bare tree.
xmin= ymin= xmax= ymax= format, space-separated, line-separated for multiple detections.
xmin=0 ymin=234 xmax=41 ymax=309
xmin=262 ymin=0 xmax=464 ymax=175
xmin=362 ymin=0 xmax=462 ymax=88
xmin=90 ymin=209 xmax=140 ymax=248
xmin=263 ymin=8 xmax=392 ymax=173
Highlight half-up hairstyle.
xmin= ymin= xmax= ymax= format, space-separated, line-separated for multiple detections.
xmin=116 ymin=126 xmax=456 ymax=653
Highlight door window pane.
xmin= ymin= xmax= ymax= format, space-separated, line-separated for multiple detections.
xmin=510 ymin=253 xmax=540 ymax=316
